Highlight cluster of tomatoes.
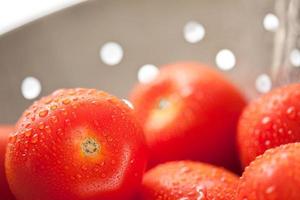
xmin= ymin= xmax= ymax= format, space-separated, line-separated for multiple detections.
xmin=0 ymin=62 xmax=300 ymax=200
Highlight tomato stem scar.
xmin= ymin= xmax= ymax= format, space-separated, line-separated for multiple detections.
xmin=157 ymin=98 xmax=171 ymax=110
xmin=81 ymin=137 xmax=100 ymax=156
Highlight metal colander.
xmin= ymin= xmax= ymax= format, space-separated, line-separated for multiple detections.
xmin=0 ymin=0 xmax=278 ymax=123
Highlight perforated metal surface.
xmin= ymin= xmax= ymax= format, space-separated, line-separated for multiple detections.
xmin=0 ymin=0 xmax=275 ymax=123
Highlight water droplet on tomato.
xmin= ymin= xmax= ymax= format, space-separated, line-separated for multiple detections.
xmin=265 ymin=185 xmax=275 ymax=194
xmin=31 ymin=134 xmax=39 ymax=144
xmin=81 ymin=165 xmax=88 ymax=171
xmin=65 ymin=119 xmax=71 ymax=126
xmin=50 ymin=105 xmax=58 ymax=110
xmin=51 ymin=116 xmax=58 ymax=124
xmin=25 ymin=130 xmax=32 ymax=137
xmin=39 ymin=122 xmax=45 ymax=130
xmin=45 ymin=126 xmax=51 ymax=133
xmin=286 ymin=106 xmax=297 ymax=119
xmin=180 ymin=166 xmax=191 ymax=174
xmin=76 ymin=174 xmax=82 ymax=179
xmin=62 ymin=99 xmax=71 ymax=105
xmin=111 ymin=159 xmax=116 ymax=165
xmin=39 ymin=110 xmax=48 ymax=118
xmin=45 ymin=98 xmax=53 ymax=104
xmin=261 ymin=116 xmax=271 ymax=124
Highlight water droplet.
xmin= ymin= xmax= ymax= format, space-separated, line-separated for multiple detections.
xmin=39 ymin=122 xmax=45 ymax=130
xmin=111 ymin=159 xmax=116 ymax=165
xmin=50 ymin=105 xmax=58 ymax=110
xmin=25 ymin=130 xmax=32 ymax=137
xmin=93 ymin=167 xmax=100 ymax=172
xmin=261 ymin=117 xmax=271 ymax=124
xmin=63 ymin=99 xmax=71 ymax=105
xmin=39 ymin=110 xmax=48 ymax=118
xmin=45 ymin=98 xmax=53 ymax=104
xmin=57 ymin=128 xmax=63 ymax=136
xmin=101 ymin=173 xmax=106 ymax=178
xmin=31 ymin=134 xmax=38 ymax=144
xmin=286 ymin=106 xmax=296 ymax=119
xmin=9 ymin=136 xmax=16 ymax=143
xmin=265 ymin=140 xmax=271 ymax=146
xmin=180 ymin=166 xmax=191 ymax=173
xmin=179 ymin=197 xmax=190 ymax=200
xmin=76 ymin=174 xmax=82 ymax=179
xmin=265 ymin=185 xmax=275 ymax=194
xmin=61 ymin=109 xmax=68 ymax=116
xmin=45 ymin=126 xmax=51 ymax=133
xmin=65 ymin=119 xmax=71 ymax=126
xmin=81 ymin=165 xmax=88 ymax=171
xmin=51 ymin=116 xmax=58 ymax=124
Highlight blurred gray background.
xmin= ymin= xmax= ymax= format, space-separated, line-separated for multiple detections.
xmin=0 ymin=0 xmax=276 ymax=123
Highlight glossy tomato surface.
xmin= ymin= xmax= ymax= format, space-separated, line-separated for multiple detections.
xmin=238 ymin=84 xmax=300 ymax=167
xmin=6 ymin=88 xmax=147 ymax=200
xmin=130 ymin=62 xmax=246 ymax=171
xmin=140 ymin=160 xmax=239 ymax=200
xmin=0 ymin=125 xmax=15 ymax=200
xmin=237 ymin=143 xmax=300 ymax=200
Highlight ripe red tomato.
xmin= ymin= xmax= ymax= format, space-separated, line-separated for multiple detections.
xmin=237 ymin=143 xmax=300 ymax=200
xmin=0 ymin=125 xmax=15 ymax=200
xmin=130 ymin=62 xmax=246 ymax=171
xmin=238 ymin=84 xmax=300 ymax=167
xmin=140 ymin=160 xmax=239 ymax=200
xmin=6 ymin=88 xmax=147 ymax=200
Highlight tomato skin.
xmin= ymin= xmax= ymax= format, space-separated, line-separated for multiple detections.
xmin=237 ymin=143 xmax=300 ymax=200
xmin=130 ymin=62 xmax=246 ymax=172
xmin=238 ymin=84 xmax=300 ymax=167
xmin=6 ymin=88 xmax=147 ymax=200
xmin=140 ymin=160 xmax=239 ymax=200
xmin=0 ymin=125 xmax=15 ymax=200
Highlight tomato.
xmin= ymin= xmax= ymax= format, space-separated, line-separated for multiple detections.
xmin=238 ymin=84 xmax=300 ymax=167
xmin=0 ymin=125 xmax=15 ymax=200
xmin=237 ymin=143 xmax=300 ymax=200
xmin=5 ymin=88 xmax=147 ymax=200
xmin=140 ymin=160 xmax=239 ymax=200
xmin=130 ymin=61 xmax=246 ymax=172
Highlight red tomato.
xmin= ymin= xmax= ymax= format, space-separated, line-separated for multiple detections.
xmin=238 ymin=84 xmax=300 ymax=167
xmin=140 ymin=160 xmax=239 ymax=200
xmin=130 ymin=62 xmax=246 ymax=172
xmin=237 ymin=143 xmax=300 ymax=200
xmin=0 ymin=125 xmax=15 ymax=200
xmin=6 ymin=88 xmax=147 ymax=200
